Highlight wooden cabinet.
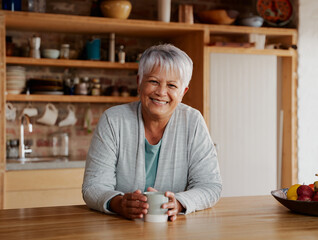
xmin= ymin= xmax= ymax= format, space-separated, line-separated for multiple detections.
xmin=5 ymin=168 xmax=84 ymax=209
xmin=0 ymin=10 xmax=297 ymax=208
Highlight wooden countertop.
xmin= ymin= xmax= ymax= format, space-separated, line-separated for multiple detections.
xmin=0 ymin=195 xmax=317 ymax=239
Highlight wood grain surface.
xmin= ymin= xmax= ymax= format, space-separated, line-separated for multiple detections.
xmin=0 ymin=195 xmax=317 ymax=240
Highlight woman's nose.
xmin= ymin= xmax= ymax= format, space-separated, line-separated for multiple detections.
xmin=155 ymin=85 xmax=167 ymax=95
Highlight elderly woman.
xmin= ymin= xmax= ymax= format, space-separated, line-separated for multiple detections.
xmin=82 ymin=44 xmax=222 ymax=221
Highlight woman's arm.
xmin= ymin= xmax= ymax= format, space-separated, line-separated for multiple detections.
xmin=175 ymin=113 xmax=222 ymax=214
xmin=82 ymin=112 xmax=123 ymax=213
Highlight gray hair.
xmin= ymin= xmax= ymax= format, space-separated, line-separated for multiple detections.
xmin=137 ymin=44 xmax=193 ymax=90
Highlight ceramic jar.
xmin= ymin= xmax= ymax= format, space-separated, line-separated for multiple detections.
xmin=100 ymin=0 xmax=132 ymax=19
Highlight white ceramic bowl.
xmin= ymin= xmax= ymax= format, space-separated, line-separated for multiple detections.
xmin=239 ymin=16 xmax=264 ymax=27
xmin=42 ymin=49 xmax=60 ymax=59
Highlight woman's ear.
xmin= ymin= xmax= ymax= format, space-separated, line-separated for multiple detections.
xmin=182 ymin=87 xmax=189 ymax=97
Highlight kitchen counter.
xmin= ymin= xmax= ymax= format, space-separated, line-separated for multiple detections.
xmin=6 ymin=159 xmax=85 ymax=170
xmin=0 ymin=195 xmax=317 ymax=239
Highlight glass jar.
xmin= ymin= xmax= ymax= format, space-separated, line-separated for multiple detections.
xmin=91 ymin=78 xmax=101 ymax=96
xmin=118 ymin=45 xmax=125 ymax=63
xmin=60 ymin=44 xmax=70 ymax=59
xmin=8 ymin=139 xmax=19 ymax=158
xmin=51 ymin=132 xmax=69 ymax=157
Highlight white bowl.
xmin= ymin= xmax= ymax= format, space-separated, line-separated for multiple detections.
xmin=240 ymin=16 xmax=264 ymax=27
xmin=42 ymin=49 xmax=60 ymax=59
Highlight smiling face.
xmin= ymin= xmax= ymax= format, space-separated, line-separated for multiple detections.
xmin=138 ymin=66 xmax=188 ymax=123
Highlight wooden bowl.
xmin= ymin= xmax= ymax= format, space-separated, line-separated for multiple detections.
xmin=100 ymin=0 xmax=132 ymax=19
xmin=198 ymin=9 xmax=239 ymax=25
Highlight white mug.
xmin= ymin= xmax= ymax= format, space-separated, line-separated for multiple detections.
xmin=58 ymin=105 xmax=77 ymax=127
xmin=37 ymin=103 xmax=58 ymax=126
xmin=5 ymin=103 xmax=16 ymax=121
xmin=144 ymin=192 xmax=169 ymax=222
xmin=22 ymin=106 xmax=38 ymax=117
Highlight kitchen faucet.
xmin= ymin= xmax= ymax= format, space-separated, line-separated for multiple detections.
xmin=19 ymin=114 xmax=33 ymax=159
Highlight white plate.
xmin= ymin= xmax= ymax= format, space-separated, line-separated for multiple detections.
xmin=6 ymin=89 xmax=22 ymax=94
xmin=32 ymin=91 xmax=64 ymax=95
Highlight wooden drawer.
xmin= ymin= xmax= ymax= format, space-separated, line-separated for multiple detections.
xmin=4 ymin=168 xmax=85 ymax=209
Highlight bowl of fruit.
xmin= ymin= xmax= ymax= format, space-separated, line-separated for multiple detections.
xmin=271 ymin=174 xmax=318 ymax=216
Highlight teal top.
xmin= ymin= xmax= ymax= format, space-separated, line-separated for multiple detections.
xmin=144 ymin=138 xmax=161 ymax=192
xmin=107 ymin=138 xmax=161 ymax=210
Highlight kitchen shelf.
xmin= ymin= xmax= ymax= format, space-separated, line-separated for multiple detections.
xmin=207 ymin=46 xmax=296 ymax=57
xmin=6 ymin=94 xmax=139 ymax=103
xmin=1 ymin=10 xmax=203 ymax=37
xmin=6 ymin=57 xmax=139 ymax=69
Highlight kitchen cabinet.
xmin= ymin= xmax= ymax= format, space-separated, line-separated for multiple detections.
xmin=5 ymin=168 xmax=84 ymax=209
xmin=204 ymin=25 xmax=298 ymax=191
xmin=0 ymin=10 xmax=297 ymax=208
xmin=209 ymin=53 xmax=278 ymax=196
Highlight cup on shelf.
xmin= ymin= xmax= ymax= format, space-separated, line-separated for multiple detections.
xmin=22 ymin=107 xmax=38 ymax=117
xmin=36 ymin=103 xmax=58 ymax=126
xmin=5 ymin=103 xmax=17 ymax=121
xmin=58 ymin=105 xmax=77 ymax=127
xmin=86 ymin=38 xmax=101 ymax=60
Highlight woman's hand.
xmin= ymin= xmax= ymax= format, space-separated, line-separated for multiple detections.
xmin=146 ymin=187 xmax=185 ymax=222
xmin=110 ymin=189 xmax=148 ymax=220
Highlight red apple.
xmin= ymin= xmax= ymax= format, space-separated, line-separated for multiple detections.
xmin=297 ymin=185 xmax=314 ymax=198
xmin=312 ymin=193 xmax=318 ymax=202
xmin=297 ymin=195 xmax=312 ymax=201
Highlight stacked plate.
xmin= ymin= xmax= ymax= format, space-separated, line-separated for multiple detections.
xmin=6 ymin=66 xmax=26 ymax=94
xmin=28 ymin=78 xmax=64 ymax=95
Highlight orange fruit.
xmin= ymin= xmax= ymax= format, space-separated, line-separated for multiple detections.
xmin=287 ymin=184 xmax=301 ymax=200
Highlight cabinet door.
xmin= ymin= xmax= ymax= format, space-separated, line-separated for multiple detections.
xmin=209 ymin=53 xmax=277 ymax=197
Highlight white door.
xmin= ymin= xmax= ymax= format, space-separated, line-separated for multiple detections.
xmin=209 ymin=53 xmax=277 ymax=197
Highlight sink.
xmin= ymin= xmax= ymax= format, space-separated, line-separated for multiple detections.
xmin=7 ymin=157 xmax=69 ymax=163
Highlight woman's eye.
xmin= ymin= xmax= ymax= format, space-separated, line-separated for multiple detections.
xmin=149 ymin=80 xmax=158 ymax=84
xmin=168 ymin=84 xmax=177 ymax=88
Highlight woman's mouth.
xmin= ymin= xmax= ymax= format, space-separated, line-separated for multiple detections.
xmin=151 ymin=98 xmax=169 ymax=105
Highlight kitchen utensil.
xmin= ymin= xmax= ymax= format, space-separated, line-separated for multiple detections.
xmin=42 ymin=49 xmax=60 ymax=59
xmin=143 ymin=192 xmax=169 ymax=222
xmin=108 ymin=33 xmax=115 ymax=62
xmin=22 ymin=105 xmax=38 ymax=117
xmin=29 ymin=36 xmax=41 ymax=59
xmin=60 ymin=44 xmax=70 ymax=59
xmin=198 ymin=9 xmax=239 ymax=25
xmin=84 ymin=107 xmax=93 ymax=133
xmin=257 ymin=0 xmax=293 ymax=27
xmin=5 ymin=103 xmax=16 ymax=121
xmin=86 ymin=38 xmax=101 ymax=60
xmin=36 ymin=103 xmax=58 ymax=125
xmin=100 ymin=0 xmax=132 ymax=19
xmin=158 ymin=0 xmax=171 ymax=22
xmin=239 ymin=16 xmax=264 ymax=27
xmin=50 ymin=132 xmax=69 ymax=157
xmin=178 ymin=4 xmax=193 ymax=24
xmin=58 ymin=105 xmax=77 ymax=127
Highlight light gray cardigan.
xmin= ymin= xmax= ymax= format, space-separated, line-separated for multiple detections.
xmin=82 ymin=101 xmax=222 ymax=214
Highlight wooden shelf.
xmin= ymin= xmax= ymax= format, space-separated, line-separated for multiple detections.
xmin=207 ymin=24 xmax=297 ymax=37
xmin=207 ymin=46 xmax=296 ymax=57
xmin=6 ymin=94 xmax=139 ymax=103
xmin=6 ymin=57 xmax=139 ymax=69
xmin=1 ymin=10 xmax=203 ymax=37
